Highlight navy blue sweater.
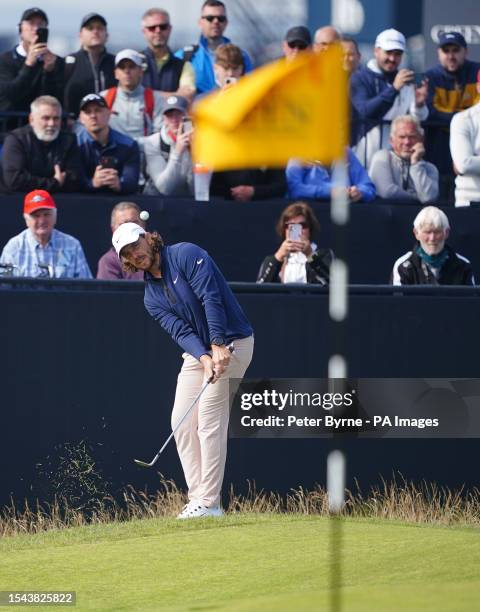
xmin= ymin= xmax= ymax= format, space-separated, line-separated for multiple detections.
xmin=144 ymin=243 xmax=253 ymax=359
xmin=76 ymin=126 xmax=140 ymax=194
xmin=350 ymin=65 xmax=399 ymax=145
xmin=424 ymin=60 xmax=480 ymax=174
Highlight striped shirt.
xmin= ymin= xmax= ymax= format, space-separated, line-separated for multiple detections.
xmin=0 ymin=229 xmax=92 ymax=279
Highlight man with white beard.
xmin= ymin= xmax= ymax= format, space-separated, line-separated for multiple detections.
xmin=1 ymin=95 xmax=83 ymax=193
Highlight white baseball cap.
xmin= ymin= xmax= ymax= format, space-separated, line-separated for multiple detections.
xmin=375 ymin=29 xmax=406 ymax=52
xmin=112 ymin=222 xmax=145 ymax=256
xmin=115 ymin=49 xmax=144 ymax=67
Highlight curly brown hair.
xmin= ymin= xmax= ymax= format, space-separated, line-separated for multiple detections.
xmin=121 ymin=231 xmax=164 ymax=274
xmin=275 ymin=201 xmax=320 ymax=240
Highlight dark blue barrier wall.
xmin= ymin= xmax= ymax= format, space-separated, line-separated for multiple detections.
xmin=2 ymin=194 xmax=480 ymax=283
xmin=1 ymin=280 xmax=479 ymax=508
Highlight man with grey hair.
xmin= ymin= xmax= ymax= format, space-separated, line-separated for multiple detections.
xmin=391 ymin=206 xmax=474 ymax=285
xmin=1 ymin=95 xmax=83 ymax=193
xmin=370 ymin=115 xmax=439 ymax=203
xmin=97 ymin=201 xmax=146 ymax=280
xmin=313 ymin=26 xmax=341 ymax=52
xmin=141 ymin=8 xmax=195 ymax=100
xmin=0 ymin=189 xmax=91 ymax=278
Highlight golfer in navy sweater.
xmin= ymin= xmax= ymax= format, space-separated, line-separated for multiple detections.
xmin=112 ymin=223 xmax=254 ymax=518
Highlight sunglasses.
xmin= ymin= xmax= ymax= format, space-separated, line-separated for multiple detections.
xmin=285 ymin=222 xmax=308 ymax=229
xmin=145 ymin=23 xmax=170 ymax=32
xmin=202 ymin=15 xmax=227 ymax=23
xmin=288 ymin=41 xmax=308 ymax=50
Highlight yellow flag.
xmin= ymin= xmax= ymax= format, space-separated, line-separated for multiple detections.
xmin=192 ymin=45 xmax=349 ymax=170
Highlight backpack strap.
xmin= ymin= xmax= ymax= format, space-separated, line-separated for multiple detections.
xmin=183 ymin=44 xmax=199 ymax=63
xmin=143 ymin=88 xmax=155 ymax=136
xmin=143 ymin=88 xmax=154 ymax=120
xmin=103 ymin=87 xmax=117 ymax=109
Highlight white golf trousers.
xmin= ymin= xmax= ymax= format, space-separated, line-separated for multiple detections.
xmin=172 ymin=336 xmax=254 ymax=508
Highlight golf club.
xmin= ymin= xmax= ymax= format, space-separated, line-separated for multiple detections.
xmin=134 ymin=344 xmax=234 ymax=468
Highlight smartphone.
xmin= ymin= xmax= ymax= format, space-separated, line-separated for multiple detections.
xmin=99 ymin=156 xmax=118 ymax=170
xmin=36 ymin=27 xmax=49 ymax=44
xmin=182 ymin=117 xmax=193 ymax=133
xmin=288 ymin=223 xmax=302 ymax=241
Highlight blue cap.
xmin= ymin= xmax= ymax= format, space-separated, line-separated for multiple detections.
xmin=438 ymin=32 xmax=467 ymax=49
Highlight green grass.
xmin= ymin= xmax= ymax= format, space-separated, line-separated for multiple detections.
xmin=1 ymin=515 xmax=479 ymax=611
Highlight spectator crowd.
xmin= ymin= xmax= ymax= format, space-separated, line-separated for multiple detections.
xmin=0 ymin=3 xmax=479 ymax=286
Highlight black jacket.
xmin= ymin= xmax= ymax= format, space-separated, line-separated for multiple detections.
xmin=64 ymin=48 xmax=116 ymax=117
xmin=211 ymin=168 xmax=287 ymax=200
xmin=0 ymin=47 xmax=64 ymax=116
xmin=392 ymin=244 xmax=474 ymax=286
xmin=1 ymin=124 xmax=83 ymax=193
xmin=257 ymin=248 xmax=334 ymax=285
xmin=142 ymin=48 xmax=185 ymax=92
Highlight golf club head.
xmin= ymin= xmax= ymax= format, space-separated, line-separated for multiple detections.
xmin=134 ymin=459 xmax=153 ymax=468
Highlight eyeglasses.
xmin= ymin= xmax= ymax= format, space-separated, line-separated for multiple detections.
xmin=202 ymin=15 xmax=227 ymax=23
xmin=144 ymin=23 xmax=170 ymax=32
xmin=288 ymin=41 xmax=308 ymax=50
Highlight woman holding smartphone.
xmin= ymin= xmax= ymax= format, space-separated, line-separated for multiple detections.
xmin=256 ymin=201 xmax=333 ymax=285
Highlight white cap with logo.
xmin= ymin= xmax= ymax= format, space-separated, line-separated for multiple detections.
xmin=115 ymin=49 xmax=144 ymax=67
xmin=375 ymin=29 xmax=406 ymax=52
xmin=112 ymin=222 xmax=145 ymax=256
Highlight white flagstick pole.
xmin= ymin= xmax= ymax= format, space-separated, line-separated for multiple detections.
xmin=327 ymin=450 xmax=346 ymax=612
xmin=328 ymin=151 xmax=349 ymax=611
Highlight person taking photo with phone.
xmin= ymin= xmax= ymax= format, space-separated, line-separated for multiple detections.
xmin=76 ymin=93 xmax=140 ymax=194
xmin=143 ymin=95 xmax=194 ymax=196
xmin=257 ymin=201 xmax=334 ymax=285
xmin=0 ymin=8 xmax=64 ymax=125
xmin=208 ymin=44 xmax=287 ymax=202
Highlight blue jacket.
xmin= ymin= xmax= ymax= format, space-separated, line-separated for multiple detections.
xmin=350 ymin=64 xmax=399 ymax=145
xmin=76 ymin=126 xmax=140 ymax=194
xmin=424 ymin=60 xmax=480 ymax=174
xmin=286 ymin=148 xmax=376 ymax=202
xmin=144 ymin=242 xmax=253 ymax=360
xmin=175 ymin=35 xmax=253 ymax=94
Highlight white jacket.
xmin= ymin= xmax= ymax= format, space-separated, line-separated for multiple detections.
xmin=450 ymin=102 xmax=480 ymax=206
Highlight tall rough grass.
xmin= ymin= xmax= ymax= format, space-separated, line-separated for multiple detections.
xmin=1 ymin=476 xmax=479 ymax=537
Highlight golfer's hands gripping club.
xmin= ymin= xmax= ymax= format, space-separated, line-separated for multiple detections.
xmin=200 ymin=344 xmax=234 ymax=383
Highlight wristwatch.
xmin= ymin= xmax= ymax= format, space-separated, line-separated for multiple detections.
xmin=211 ymin=337 xmax=225 ymax=346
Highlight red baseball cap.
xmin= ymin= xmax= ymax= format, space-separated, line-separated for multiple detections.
xmin=24 ymin=190 xmax=56 ymax=215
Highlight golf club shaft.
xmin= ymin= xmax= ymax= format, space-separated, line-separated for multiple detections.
xmin=149 ymin=378 xmax=211 ymax=465
xmin=135 ymin=344 xmax=235 ymax=467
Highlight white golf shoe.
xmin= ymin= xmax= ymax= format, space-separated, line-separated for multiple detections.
xmin=176 ymin=501 xmax=224 ymax=519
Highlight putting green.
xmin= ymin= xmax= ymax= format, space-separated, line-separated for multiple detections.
xmin=1 ymin=515 xmax=478 ymax=611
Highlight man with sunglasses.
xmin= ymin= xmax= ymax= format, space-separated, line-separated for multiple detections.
xmin=175 ymin=0 xmax=252 ymax=95
xmin=282 ymin=26 xmax=312 ymax=62
xmin=141 ymin=8 xmax=195 ymax=101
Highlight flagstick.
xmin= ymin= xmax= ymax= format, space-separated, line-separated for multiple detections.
xmin=328 ymin=156 xmax=349 ymax=611
xmin=327 ymin=450 xmax=346 ymax=612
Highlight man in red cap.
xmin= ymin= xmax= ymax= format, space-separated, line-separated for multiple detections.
xmin=0 ymin=189 xmax=92 ymax=278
